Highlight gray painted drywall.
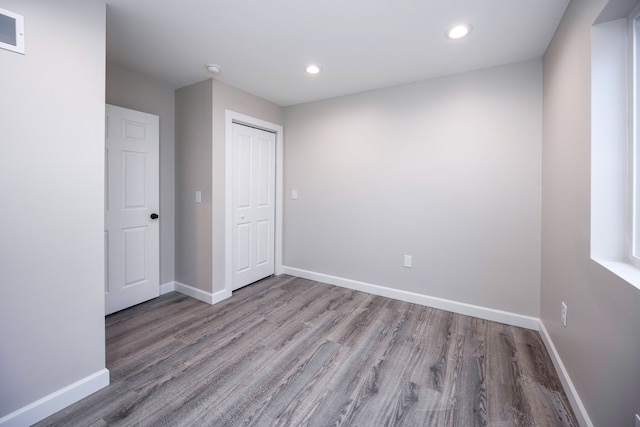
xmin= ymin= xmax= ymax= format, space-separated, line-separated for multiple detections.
xmin=541 ymin=0 xmax=640 ymax=425
xmin=175 ymin=79 xmax=213 ymax=291
xmin=174 ymin=79 xmax=283 ymax=293
xmin=283 ymin=61 xmax=542 ymax=316
xmin=211 ymin=80 xmax=284 ymax=292
xmin=0 ymin=0 xmax=106 ymax=417
xmin=106 ymin=64 xmax=176 ymax=286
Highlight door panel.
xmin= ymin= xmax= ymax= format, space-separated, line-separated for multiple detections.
xmin=256 ymin=219 xmax=270 ymax=266
xmin=236 ymin=222 xmax=251 ymax=272
xmin=232 ymin=123 xmax=276 ymax=290
xmin=122 ymin=119 xmax=147 ymax=140
xmin=105 ymin=104 xmax=159 ymax=315
xmin=123 ymin=151 xmax=147 ymax=208
xmin=257 ymin=140 xmax=271 ymax=206
xmin=237 ymin=135 xmax=252 ymax=208
xmin=123 ymin=226 xmax=148 ymax=285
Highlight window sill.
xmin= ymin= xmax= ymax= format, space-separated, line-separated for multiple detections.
xmin=592 ymin=258 xmax=640 ymax=290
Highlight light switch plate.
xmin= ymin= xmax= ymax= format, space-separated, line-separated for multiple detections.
xmin=195 ymin=191 xmax=201 ymax=203
xmin=404 ymin=255 xmax=412 ymax=268
xmin=292 ymin=189 xmax=298 ymax=200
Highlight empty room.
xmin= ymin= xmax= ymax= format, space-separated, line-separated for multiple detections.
xmin=1 ymin=0 xmax=639 ymax=426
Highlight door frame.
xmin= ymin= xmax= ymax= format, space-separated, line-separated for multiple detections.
xmin=224 ymin=110 xmax=283 ymax=295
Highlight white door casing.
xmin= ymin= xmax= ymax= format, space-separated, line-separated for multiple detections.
xmin=231 ymin=123 xmax=276 ymax=290
xmin=105 ymin=104 xmax=160 ymax=315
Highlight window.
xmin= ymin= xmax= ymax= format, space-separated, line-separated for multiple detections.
xmin=590 ymin=4 xmax=640 ymax=289
xmin=631 ymin=5 xmax=640 ymax=266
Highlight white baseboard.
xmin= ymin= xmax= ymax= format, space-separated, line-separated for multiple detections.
xmin=174 ymin=281 xmax=231 ymax=305
xmin=539 ymin=321 xmax=593 ymax=427
xmin=281 ymin=266 xmax=540 ymax=330
xmin=0 ymin=368 xmax=109 ymax=427
xmin=160 ymin=281 xmax=175 ymax=295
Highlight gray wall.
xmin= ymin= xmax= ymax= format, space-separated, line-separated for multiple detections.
xmin=541 ymin=0 xmax=640 ymax=425
xmin=174 ymin=79 xmax=283 ymax=293
xmin=175 ymin=79 xmax=213 ymax=291
xmin=0 ymin=0 xmax=107 ymax=417
xmin=283 ymin=61 xmax=542 ymax=316
xmin=106 ymin=64 xmax=176 ymax=286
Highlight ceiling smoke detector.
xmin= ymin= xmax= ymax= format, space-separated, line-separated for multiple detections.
xmin=206 ymin=64 xmax=222 ymax=74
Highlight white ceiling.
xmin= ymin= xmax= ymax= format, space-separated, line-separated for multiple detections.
xmin=105 ymin=0 xmax=570 ymax=107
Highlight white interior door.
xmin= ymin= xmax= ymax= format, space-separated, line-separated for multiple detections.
xmin=105 ymin=104 xmax=160 ymax=315
xmin=232 ymin=123 xmax=276 ymax=290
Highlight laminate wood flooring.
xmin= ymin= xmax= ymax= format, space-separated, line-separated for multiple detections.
xmin=36 ymin=275 xmax=577 ymax=426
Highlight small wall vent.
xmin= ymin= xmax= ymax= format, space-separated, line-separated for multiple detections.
xmin=0 ymin=7 xmax=24 ymax=54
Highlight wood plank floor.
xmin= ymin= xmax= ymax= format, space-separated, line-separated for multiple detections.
xmin=36 ymin=275 xmax=577 ymax=426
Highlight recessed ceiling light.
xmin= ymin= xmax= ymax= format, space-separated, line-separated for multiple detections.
xmin=447 ymin=24 xmax=472 ymax=40
xmin=306 ymin=64 xmax=321 ymax=74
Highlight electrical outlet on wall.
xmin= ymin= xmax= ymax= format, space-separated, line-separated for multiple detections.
xmin=561 ymin=302 xmax=567 ymax=327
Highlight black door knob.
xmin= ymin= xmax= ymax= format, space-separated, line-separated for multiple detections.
xmin=150 ymin=213 xmax=159 ymax=220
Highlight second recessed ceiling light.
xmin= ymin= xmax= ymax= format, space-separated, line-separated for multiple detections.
xmin=447 ymin=24 xmax=472 ymax=39
xmin=306 ymin=64 xmax=321 ymax=74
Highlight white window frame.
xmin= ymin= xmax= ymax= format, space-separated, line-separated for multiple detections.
xmin=630 ymin=4 xmax=640 ymax=267
xmin=590 ymin=7 xmax=640 ymax=290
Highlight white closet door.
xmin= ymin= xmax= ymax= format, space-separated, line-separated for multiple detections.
xmin=232 ymin=123 xmax=276 ymax=290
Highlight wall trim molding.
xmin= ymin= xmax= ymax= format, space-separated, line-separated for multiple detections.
xmin=160 ymin=281 xmax=175 ymax=295
xmin=538 ymin=321 xmax=593 ymax=427
xmin=281 ymin=266 xmax=540 ymax=330
xmin=174 ymin=281 xmax=231 ymax=305
xmin=0 ymin=368 xmax=109 ymax=427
